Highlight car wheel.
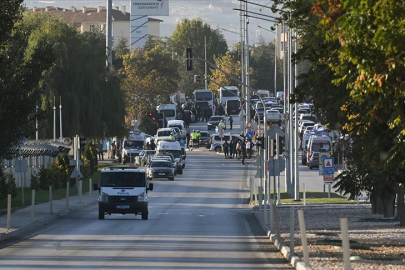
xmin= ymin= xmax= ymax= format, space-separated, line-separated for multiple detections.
xmin=142 ymin=210 xmax=148 ymax=220
xmin=169 ymin=177 xmax=174 ymax=181
xmin=98 ymin=208 xmax=104 ymax=220
xmin=215 ymin=146 xmax=222 ymax=153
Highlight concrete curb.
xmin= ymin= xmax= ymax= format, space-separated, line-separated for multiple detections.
xmin=0 ymin=198 xmax=97 ymax=244
xmin=254 ymin=211 xmax=312 ymax=270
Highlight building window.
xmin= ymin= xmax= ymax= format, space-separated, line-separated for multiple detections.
xmin=89 ymin=25 xmax=96 ymax=32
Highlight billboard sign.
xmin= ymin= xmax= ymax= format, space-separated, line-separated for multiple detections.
xmin=131 ymin=0 xmax=170 ymax=16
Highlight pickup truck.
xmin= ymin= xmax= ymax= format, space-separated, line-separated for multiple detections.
xmin=266 ymin=110 xmax=284 ymax=125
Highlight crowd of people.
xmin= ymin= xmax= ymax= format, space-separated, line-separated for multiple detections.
xmin=222 ymin=138 xmax=254 ymax=165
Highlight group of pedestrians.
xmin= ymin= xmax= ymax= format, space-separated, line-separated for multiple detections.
xmin=222 ymin=139 xmax=254 ymax=165
xmin=186 ymin=130 xmax=201 ymax=150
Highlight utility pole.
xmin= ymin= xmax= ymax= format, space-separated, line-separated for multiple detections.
xmin=239 ymin=0 xmax=246 ymax=132
xmin=204 ymin=36 xmax=208 ymax=89
xmin=106 ymin=0 xmax=113 ymax=69
xmin=245 ymin=1 xmax=251 ymax=130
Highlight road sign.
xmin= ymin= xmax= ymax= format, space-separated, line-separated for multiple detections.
xmin=267 ymin=125 xmax=285 ymax=139
xmin=246 ymin=131 xmax=254 ymax=139
xmin=15 ymin=160 xmax=28 ymax=173
xmin=246 ymin=121 xmax=254 ymax=129
xmin=319 ymin=153 xmax=331 ymax=166
xmin=70 ymin=167 xmax=83 ymax=179
xmin=322 ymin=157 xmax=334 ymax=175
xmin=323 ymin=174 xmax=334 ymax=183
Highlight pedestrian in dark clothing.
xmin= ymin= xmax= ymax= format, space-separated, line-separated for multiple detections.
xmin=229 ymin=140 xmax=234 ymax=158
xmin=150 ymin=140 xmax=156 ymax=150
xmin=241 ymin=140 xmax=247 ymax=165
xmin=186 ymin=130 xmax=191 ymax=149
xmin=223 ymin=141 xmax=229 ymax=158
xmin=229 ymin=115 xmax=233 ymax=130
xmin=98 ymin=141 xmax=104 ymax=160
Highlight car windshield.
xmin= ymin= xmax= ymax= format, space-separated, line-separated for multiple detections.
xmin=312 ymin=142 xmax=331 ymax=152
xmin=124 ymin=140 xmax=144 ymax=149
xmin=158 ymin=130 xmax=172 ymax=136
xmin=151 ymin=161 xmax=171 ymax=168
xmin=210 ymin=117 xmax=223 ymax=121
xmin=101 ymin=172 xmax=145 ymax=187
xmin=169 ymin=125 xmax=182 ymax=130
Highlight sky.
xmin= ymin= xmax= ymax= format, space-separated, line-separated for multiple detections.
xmin=23 ymin=0 xmax=278 ymax=47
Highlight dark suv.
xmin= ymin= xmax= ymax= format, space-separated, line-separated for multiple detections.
xmin=198 ymin=131 xmax=211 ymax=146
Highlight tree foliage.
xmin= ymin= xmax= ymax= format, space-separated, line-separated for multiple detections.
xmin=0 ymin=5 xmax=55 ymax=158
xmin=208 ymin=52 xmax=241 ymax=95
xmin=168 ymin=18 xmax=228 ymax=96
xmin=120 ymin=44 xmax=180 ymax=129
xmin=275 ymin=0 xmax=405 ymax=217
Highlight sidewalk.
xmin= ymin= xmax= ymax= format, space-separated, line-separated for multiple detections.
xmin=0 ymin=190 xmax=97 ymax=243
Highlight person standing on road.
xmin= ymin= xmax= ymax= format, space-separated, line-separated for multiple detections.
xmin=241 ymin=140 xmax=247 ymax=165
xmin=98 ymin=140 xmax=104 ymax=160
xmin=191 ymin=130 xmax=198 ymax=149
xmin=150 ymin=139 xmax=156 ymax=150
xmin=229 ymin=140 xmax=234 ymax=159
xmin=246 ymin=140 xmax=251 ymax=159
xmin=236 ymin=141 xmax=241 ymax=159
xmin=186 ymin=130 xmax=191 ymax=149
xmin=223 ymin=141 xmax=229 ymax=158
xmin=196 ymin=130 xmax=201 ymax=148
xmin=111 ymin=141 xmax=117 ymax=160
xmin=228 ymin=115 xmax=233 ymax=130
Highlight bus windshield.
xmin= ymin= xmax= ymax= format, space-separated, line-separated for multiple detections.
xmin=195 ymin=92 xmax=212 ymax=100
xmin=222 ymin=89 xmax=238 ymax=97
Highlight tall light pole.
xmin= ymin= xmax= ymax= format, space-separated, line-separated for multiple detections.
xmin=204 ymin=36 xmax=208 ymax=89
xmin=245 ymin=1 xmax=251 ymax=132
xmin=106 ymin=0 xmax=113 ymax=69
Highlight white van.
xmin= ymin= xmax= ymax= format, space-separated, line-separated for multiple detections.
xmin=93 ymin=167 xmax=153 ymax=220
xmin=156 ymin=139 xmax=185 ymax=173
xmin=157 ymin=103 xmax=177 ymax=122
xmin=306 ymin=134 xmax=333 ymax=163
xmin=121 ymin=130 xmax=146 ymax=164
xmin=167 ymin=120 xmax=186 ymax=138
xmin=209 ymin=133 xmax=244 ymax=153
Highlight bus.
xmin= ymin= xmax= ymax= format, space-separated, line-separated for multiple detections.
xmin=193 ymin=89 xmax=214 ymax=110
xmin=218 ymin=86 xmax=240 ymax=105
xmin=157 ymin=103 xmax=177 ymax=123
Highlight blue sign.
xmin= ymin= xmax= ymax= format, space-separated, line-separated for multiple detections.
xmin=246 ymin=131 xmax=254 ymax=139
xmin=322 ymin=157 xmax=334 ymax=175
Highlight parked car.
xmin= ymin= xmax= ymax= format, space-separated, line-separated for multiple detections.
xmin=308 ymin=152 xmax=319 ymax=169
xmin=207 ymin=115 xmax=227 ymax=130
xmin=146 ymin=160 xmax=175 ymax=181
xmin=198 ymin=131 xmax=211 ymax=146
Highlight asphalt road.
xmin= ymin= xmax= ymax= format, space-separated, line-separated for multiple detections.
xmin=0 ymin=115 xmax=293 ymax=269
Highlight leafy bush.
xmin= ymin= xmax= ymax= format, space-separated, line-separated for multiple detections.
xmin=82 ymin=142 xmax=97 ymax=175
xmin=5 ymin=172 xmax=17 ymax=198
xmin=30 ymin=171 xmax=40 ymax=190
xmin=0 ymin=170 xmax=7 ymax=199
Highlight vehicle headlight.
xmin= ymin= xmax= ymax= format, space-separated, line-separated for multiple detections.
xmin=138 ymin=192 xmax=148 ymax=202
xmin=100 ymin=192 xmax=109 ymax=202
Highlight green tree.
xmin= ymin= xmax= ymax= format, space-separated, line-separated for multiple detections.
xmin=249 ymin=38 xmax=283 ymax=95
xmin=121 ymin=45 xmax=180 ymax=129
xmin=0 ymin=5 xmax=55 ymax=158
xmin=168 ymin=18 xmax=228 ymax=97
xmin=208 ymin=52 xmax=241 ymax=95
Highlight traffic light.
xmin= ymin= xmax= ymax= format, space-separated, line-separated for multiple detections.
xmin=186 ymin=48 xmax=193 ymax=71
